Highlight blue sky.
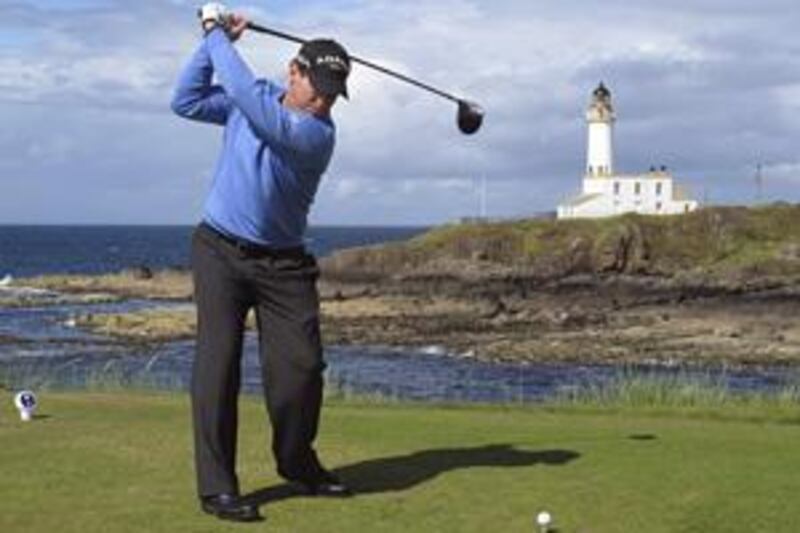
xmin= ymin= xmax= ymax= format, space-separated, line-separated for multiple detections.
xmin=1 ymin=0 xmax=798 ymax=225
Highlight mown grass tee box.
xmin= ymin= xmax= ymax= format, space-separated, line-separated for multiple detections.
xmin=1 ymin=392 xmax=800 ymax=532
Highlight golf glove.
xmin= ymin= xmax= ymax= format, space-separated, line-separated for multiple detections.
xmin=198 ymin=2 xmax=230 ymax=32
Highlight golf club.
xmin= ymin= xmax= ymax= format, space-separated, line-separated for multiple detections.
xmin=244 ymin=21 xmax=485 ymax=135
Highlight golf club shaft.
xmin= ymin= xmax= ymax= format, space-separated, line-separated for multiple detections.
xmin=246 ymin=21 xmax=461 ymax=104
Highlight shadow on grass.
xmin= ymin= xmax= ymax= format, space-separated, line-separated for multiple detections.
xmin=243 ymin=444 xmax=579 ymax=506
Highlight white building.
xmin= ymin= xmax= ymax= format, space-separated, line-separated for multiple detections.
xmin=558 ymin=84 xmax=698 ymax=219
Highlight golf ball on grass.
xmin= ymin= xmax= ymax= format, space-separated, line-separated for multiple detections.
xmin=537 ymin=511 xmax=552 ymax=528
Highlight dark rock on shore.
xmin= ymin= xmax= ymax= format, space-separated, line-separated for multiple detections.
xmin=8 ymin=205 xmax=800 ymax=368
xmin=316 ymin=205 xmax=800 ymax=366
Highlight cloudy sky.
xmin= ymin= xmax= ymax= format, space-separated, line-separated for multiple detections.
xmin=1 ymin=0 xmax=798 ymax=225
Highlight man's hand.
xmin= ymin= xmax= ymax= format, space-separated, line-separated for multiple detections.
xmin=198 ymin=3 xmax=248 ymax=42
xmin=226 ymin=14 xmax=249 ymax=42
xmin=198 ymin=2 xmax=230 ymax=33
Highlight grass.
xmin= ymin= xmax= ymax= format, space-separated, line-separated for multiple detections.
xmin=76 ymin=307 xmax=198 ymax=342
xmin=324 ymin=203 xmax=800 ymax=281
xmin=21 ymin=269 xmax=192 ymax=300
xmin=2 ymin=391 xmax=800 ymax=532
xmin=555 ymin=372 xmax=800 ymax=424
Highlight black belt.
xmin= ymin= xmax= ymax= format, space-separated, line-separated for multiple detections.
xmin=199 ymin=222 xmax=306 ymax=259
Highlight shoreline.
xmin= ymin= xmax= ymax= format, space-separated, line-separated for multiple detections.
xmin=2 ymin=270 xmax=800 ymax=369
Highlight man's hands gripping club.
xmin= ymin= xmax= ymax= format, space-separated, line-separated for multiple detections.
xmin=198 ymin=3 xmax=248 ymax=41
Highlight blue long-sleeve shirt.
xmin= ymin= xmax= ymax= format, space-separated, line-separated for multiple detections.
xmin=171 ymin=28 xmax=335 ymax=248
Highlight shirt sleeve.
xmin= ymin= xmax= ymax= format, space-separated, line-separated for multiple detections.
xmin=170 ymin=38 xmax=233 ymax=126
xmin=204 ymin=28 xmax=331 ymax=159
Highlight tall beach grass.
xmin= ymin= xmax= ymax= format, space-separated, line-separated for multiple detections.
xmin=4 ymin=361 xmax=800 ymax=422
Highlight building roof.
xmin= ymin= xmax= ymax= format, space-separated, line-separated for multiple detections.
xmin=560 ymin=192 xmax=602 ymax=207
xmin=585 ymin=171 xmax=674 ymax=181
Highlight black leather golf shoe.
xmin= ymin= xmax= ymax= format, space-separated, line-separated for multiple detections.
xmin=293 ymin=471 xmax=353 ymax=497
xmin=200 ymin=493 xmax=263 ymax=522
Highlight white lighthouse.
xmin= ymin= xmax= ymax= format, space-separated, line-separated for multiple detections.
xmin=558 ymin=83 xmax=698 ymax=219
xmin=586 ymin=82 xmax=615 ymax=177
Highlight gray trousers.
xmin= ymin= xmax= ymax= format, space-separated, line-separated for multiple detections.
xmin=190 ymin=223 xmax=326 ymax=497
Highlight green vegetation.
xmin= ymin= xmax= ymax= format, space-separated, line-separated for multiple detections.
xmin=6 ymin=359 xmax=800 ymax=418
xmin=21 ymin=269 xmax=192 ymax=300
xmin=322 ymin=204 xmax=800 ymax=281
xmin=76 ymin=307 xmax=198 ymax=342
xmin=557 ymin=371 xmax=800 ymax=423
xmin=2 ymin=392 xmax=800 ymax=532
xmin=0 ymin=361 xmax=187 ymax=394
xmin=418 ymin=204 xmax=800 ymax=269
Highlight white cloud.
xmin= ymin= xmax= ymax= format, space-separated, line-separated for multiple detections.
xmin=0 ymin=0 xmax=798 ymax=224
xmin=767 ymin=162 xmax=800 ymax=184
xmin=774 ymin=84 xmax=800 ymax=112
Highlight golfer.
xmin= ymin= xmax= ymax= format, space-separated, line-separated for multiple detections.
xmin=171 ymin=3 xmax=351 ymax=522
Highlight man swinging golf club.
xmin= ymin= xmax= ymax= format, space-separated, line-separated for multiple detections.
xmin=171 ymin=2 xmax=351 ymax=523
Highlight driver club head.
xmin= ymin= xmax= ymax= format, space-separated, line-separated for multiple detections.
xmin=457 ymin=100 xmax=484 ymax=135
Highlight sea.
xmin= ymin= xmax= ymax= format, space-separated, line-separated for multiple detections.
xmin=0 ymin=225 xmax=427 ymax=278
xmin=1 ymin=225 xmax=798 ymax=402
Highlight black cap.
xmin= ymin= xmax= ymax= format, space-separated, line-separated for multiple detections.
xmin=295 ymin=39 xmax=351 ymax=99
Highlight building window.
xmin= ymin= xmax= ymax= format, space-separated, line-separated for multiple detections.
xmin=635 ymin=182 xmax=641 ymax=195
xmin=656 ymin=202 xmax=662 ymax=211
xmin=656 ymin=182 xmax=662 ymax=196
xmin=614 ymin=182 xmax=620 ymax=195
